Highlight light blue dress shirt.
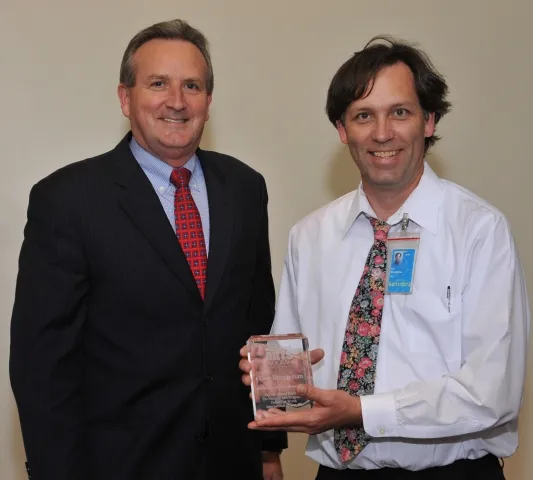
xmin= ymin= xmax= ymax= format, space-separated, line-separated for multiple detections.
xmin=129 ymin=138 xmax=210 ymax=254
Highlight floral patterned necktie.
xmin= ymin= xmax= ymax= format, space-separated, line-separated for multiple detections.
xmin=334 ymin=216 xmax=390 ymax=463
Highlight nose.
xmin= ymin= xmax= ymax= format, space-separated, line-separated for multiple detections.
xmin=371 ymin=116 xmax=394 ymax=143
xmin=165 ymin=85 xmax=186 ymax=111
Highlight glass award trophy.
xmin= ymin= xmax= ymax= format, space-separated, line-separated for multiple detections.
xmin=246 ymin=333 xmax=314 ymax=417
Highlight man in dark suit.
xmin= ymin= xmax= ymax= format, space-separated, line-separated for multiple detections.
xmin=9 ymin=18 xmax=286 ymax=480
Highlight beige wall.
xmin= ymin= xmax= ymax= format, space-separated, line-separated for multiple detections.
xmin=1 ymin=1 xmax=532 ymax=478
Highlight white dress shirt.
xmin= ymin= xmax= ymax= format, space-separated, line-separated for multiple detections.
xmin=271 ymin=163 xmax=530 ymax=470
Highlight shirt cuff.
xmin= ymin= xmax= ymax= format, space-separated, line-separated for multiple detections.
xmin=360 ymin=392 xmax=398 ymax=438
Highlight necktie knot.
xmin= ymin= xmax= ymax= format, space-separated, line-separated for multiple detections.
xmin=368 ymin=217 xmax=390 ymax=240
xmin=170 ymin=167 xmax=191 ymax=189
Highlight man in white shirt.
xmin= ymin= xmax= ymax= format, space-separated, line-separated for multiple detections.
xmin=239 ymin=35 xmax=530 ymax=479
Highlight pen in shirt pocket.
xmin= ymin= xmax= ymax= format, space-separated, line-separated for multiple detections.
xmin=446 ymin=286 xmax=451 ymax=313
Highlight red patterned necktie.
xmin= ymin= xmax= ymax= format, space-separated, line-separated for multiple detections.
xmin=170 ymin=167 xmax=207 ymax=299
xmin=334 ymin=216 xmax=390 ymax=463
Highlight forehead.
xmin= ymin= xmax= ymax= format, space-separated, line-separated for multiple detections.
xmin=351 ymin=62 xmax=420 ymax=110
xmin=132 ymin=38 xmax=207 ymax=78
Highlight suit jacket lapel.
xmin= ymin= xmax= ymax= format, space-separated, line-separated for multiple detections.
xmin=199 ymin=149 xmax=234 ymax=312
xmin=109 ymin=134 xmax=202 ymax=300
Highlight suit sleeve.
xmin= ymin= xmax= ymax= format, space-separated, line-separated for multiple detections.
xmin=247 ymin=175 xmax=288 ymax=452
xmin=9 ymin=179 xmax=89 ymax=479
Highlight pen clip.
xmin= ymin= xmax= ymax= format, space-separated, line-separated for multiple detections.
xmin=446 ymin=286 xmax=451 ymax=313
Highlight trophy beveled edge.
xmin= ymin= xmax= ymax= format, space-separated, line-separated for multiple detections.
xmin=247 ymin=333 xmax=307 ymax=344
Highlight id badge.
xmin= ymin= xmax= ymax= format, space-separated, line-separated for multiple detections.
xmin=385 ymin=215 xmax=420 ymax=294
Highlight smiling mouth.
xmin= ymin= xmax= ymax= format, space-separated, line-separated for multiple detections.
xmin=370 ymin=150 xmax=400 ymax=158
xmin=162 ymin=118 xmax=188 ymax=123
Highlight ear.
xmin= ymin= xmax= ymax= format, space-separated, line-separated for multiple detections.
xmin=424 ymin=112 xmax=435 ymax=138
xmin=336 ymin=119 xmax=348 ymax=145
xmin=117 ymin=84 xmax=131 ymax=118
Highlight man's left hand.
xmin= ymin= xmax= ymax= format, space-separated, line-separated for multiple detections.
xmin=262 ymin=451 xmax=283 ymax=480
xmin=250 ymin=384 xmax=362 ymax=435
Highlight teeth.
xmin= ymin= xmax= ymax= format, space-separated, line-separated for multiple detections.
xmin=372 ymin=151 xmax=398 ymax=158
xmin=163 ymin=118 xmax=186 ymax=123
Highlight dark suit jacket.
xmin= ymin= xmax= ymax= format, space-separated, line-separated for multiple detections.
xmin=9 ymin=133 xmax=287 ymax=480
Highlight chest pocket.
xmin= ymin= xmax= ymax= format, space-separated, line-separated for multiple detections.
xmin=404 ymin=288 xmax=462 ymax=365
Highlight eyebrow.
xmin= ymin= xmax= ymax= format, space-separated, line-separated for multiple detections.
xmin=388 ymin=102 xmax=417 ymax=110
xmin=351 ymin=101 xmax=418 ymax=112
xmin=145 ymin=74 xmax=171 ymax=82
xmin=145 ymin=74 xmax=204 ymax=84
xmin=182 ymin=77 xmax=204 ymax=85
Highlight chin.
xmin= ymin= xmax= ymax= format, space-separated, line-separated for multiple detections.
xmin=159 ymin=136 xmax=194 ymax=149
xmin=368 ymin=171 xmax=402 ymax=184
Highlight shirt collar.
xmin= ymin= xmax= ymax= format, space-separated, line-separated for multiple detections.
xmin=342 ymin=161 xmax=444 ymax=237
xmin=129 ymin=137 xmax=199 ymax=190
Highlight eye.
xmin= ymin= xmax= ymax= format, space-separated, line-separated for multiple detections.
xmin=393 ymin=108 xmax=408 ymax=117
xmin=355 ymin=112 xmax=371 ymax=122
xmin=185 ymin=82 xmax=200 ymax=91
xmin=150 ymin=80 xmax=166 ymax=88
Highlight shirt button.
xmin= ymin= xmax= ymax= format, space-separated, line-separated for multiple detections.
xmin=205 ymin=374 xmax=213 ymax=382
xmin=159 ymin=186 xmax=165 ymax=193
xmin=379 ymin=428 xmax=386 ymax=435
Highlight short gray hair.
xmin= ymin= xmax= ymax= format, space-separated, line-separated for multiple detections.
xmin=119 ymin=19 xmax=214 ymax=94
